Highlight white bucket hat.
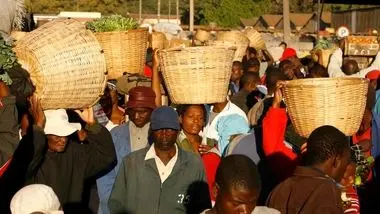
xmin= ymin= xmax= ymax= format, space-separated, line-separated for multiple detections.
xmin=10 ymin=184 xmax=63 ymax=214
xmin=44 ymin=109 xmax=81 ymax=137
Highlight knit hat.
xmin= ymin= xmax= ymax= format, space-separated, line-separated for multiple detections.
xmin=126 ymin=86 xmax=156 ymax=109
xmin=10 ymin=184 xmax=63 ymax=214
xmin=44 ymin=109 xmax=81 ymax=137
xmin=366 ymin=70 xmax=380 ymax=80
xmin=280 ymin=48 xmax=297 ymax=61
xmin=151 ymin=106 xmax=180 ymax=131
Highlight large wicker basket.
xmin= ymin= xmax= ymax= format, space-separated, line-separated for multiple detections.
xmin=95 ymin=29 xmax=149 ymax=79
xmin=14 ymin=19 xmax=107 ymax=110
xmin=283 ymin=78 xmax=369 ymax=137
xmin=159 ymin=46 xmax=236 ymax=104
xmin=150 ymin=32 xmax=167 ymax=50
xmin=243 ymin=27 xmax=266 ymax=50
xmin=215 ymin=31 xmax=249 ymax=61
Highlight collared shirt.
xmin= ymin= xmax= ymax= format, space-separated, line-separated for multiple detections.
xmin=203 ymin=101 xmax=248 ymax=143
xmin=105 ymin=120 xmax=118 ymax=131
xmin=144 ymin=144 xmax=178 ymax=184
xmin=129 ymin=122 xmax=150 ymax=152
xmin=328 ymin=48 xmax=380 ymax=78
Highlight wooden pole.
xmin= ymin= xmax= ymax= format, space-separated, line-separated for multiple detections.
xmin=157 ymin=0 xmax=161 ymax=23
xmin=176 ymin=0 xmax=179 ymax=22
xmin=190 ymin=0 xmax=194 ymax=32
xmin=168 ymin=0 xmax=171 ymax=22
xmin=139 ymin=0 xmax=142 ymax=23
xmin=283 ymin=0 xmax=291 ymax=43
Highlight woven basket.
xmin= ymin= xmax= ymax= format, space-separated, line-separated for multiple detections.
xmin=95 ymin=29 xmax=149 ymax=79
xmin=14 ymin=19 xmax=107 ymax=110
xmin=10 ymin=31 xmax=27 ymax=41
xmin=150 ymin=32 xmax=167 ymax=50
xmin=283 ymin=78 xmax=369 ymax=137
xmin=159 ymin=46 xmax=236 ymax=104
xmin=243 ymin=27 xmax=266 ymax=50
xmin=195 ymin=29 xmax=211 ymax=42
xmin=216 ymin=31 xmax=249 ymax=61
xmin=165 ymin=39 xmax=191 ymax=49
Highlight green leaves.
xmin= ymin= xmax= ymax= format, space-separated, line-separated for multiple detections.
xmin=86 ymin=15 xmax=139 ymax=32
xmin=0 ymin=36 xmax=19 ymax=70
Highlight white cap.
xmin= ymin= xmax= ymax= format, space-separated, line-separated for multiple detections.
xmin=10 ymin=184 xmax=63 ymax=214
xmin=44 ymin=109 xmax=81 ymax=137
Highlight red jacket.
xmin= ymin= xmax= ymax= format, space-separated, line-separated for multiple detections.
xmin=263 ymin=107 xmax=299 ymax=181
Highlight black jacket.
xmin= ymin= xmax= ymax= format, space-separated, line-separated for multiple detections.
xmin=27 ymin=124 xmax=116 ymax=213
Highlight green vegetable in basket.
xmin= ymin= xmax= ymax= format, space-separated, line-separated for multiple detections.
xmin=86 ymin=15 xmax=139 ymax=32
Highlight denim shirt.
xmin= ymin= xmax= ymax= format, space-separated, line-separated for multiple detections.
xmin=96 ymin=122 xmax=131 ymax=214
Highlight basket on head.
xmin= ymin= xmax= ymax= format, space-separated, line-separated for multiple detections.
xmin=150 ymin=32 xmax=167 ymax=50
xmin=282 ymin=78 xmax=369 ymax=138
xmin=195 ymin=29 xmax=211 ymax=42
xmin=159 ymin=46 xmax=236 ymax=104
xmin=165 ymin=39 xmax=191 ymax=49
xmin=94 ymin=28 xmax=149 ymax=79
xmin=243 ymin=27 xmax=266 ymax=50
xmin=14 ymin=19 xmax=107 ymax=110
xmin=215 ymin=31 xmax=249 ymax=62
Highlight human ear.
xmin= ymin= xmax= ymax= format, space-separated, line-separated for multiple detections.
xmin=212 ymin=183 xmax=220 ymax=199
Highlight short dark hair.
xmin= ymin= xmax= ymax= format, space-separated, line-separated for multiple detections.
xmin=240 ymin=72 xmax=260 ymax=88
xmin=343 ymin=59 xmax=359 ymax=75
xmin=232 ymin=61 xmax=242 ymax=68
xmin=303 ymin=125 xmax=350 ymax=166
xmin=265 ymin=66 xmax=285 ymax=94
xmin=176 ymin=104 xmax=207 ymax=123
xmin=216 ymin=155 xmax=261 ymax=193
xmin=279 ymin=42 xmax=287 ymax=48
xmin=307 ymin=63 xmax=328 ymax=78
xmin=279 ymin=59 xmax=293 ymax=72
xmin=247 ymin=47 xmax=258 ymax=56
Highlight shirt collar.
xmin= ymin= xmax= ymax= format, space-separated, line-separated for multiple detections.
xmin=210 ymin=101 xmax=231 ymax=114
xmin=144 ymin=143 xmax=178 ymax=161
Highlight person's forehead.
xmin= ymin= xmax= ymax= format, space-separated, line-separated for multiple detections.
xmin=128 ymin=107 xmax=151 ymax=112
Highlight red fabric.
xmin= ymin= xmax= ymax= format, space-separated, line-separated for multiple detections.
xmin=263 ymin=107 xmax=299 ymax=181
xmin=144 ymin=65 xmax=152 ymax=78
xmin=343 ymin=186 xmax=360 ymax=214
xmin=0 ymin=158 xmax=11 ymax=177
xmin=280 ymin=48 xmax=297 ymax=61
xmin=261 ymin=75 xmax=266 ymax=85
xmin=366 ymin=70 xmax=380 ymax=80
xmin=201 ymin=152 xmax=221 ymax=201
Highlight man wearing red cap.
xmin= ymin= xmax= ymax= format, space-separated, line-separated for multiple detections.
xmin=279 ymin=48 xmax=305 ymax=79
xmin=96 ymin=86 xmax=157 ymax=214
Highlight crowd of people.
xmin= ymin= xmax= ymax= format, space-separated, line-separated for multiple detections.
xmin=1 ymin=35 xmax=380 ymax=214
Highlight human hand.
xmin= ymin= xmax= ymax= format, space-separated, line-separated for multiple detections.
xmin=153 ymin=48 xmax=160 ymax=69
xmin=300 ymin=143 xmax=307 ymax=154
xmin=198 ymin=144 xmax=212 ymax=155
xmin=272 ymin=81 xmax=286 ymax=108
xmin=28 ymin=94 xmax=45 ymax=129
xmin=75 ymin=108 xmax=95 ymax=125
xmin=0 ymin=80 xmax=10 ymax=98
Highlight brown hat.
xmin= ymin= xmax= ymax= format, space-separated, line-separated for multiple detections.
xmin=127 ymin=86 xmax=156 ymax=109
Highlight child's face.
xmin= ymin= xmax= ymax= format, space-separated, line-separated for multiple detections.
xmin=340 ymin=162 xmax=356 ymax=187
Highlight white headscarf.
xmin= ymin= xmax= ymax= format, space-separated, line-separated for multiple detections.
xmin=10 ymin=184 xmax=63 ymax=214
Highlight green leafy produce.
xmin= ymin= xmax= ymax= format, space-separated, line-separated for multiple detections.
xmin=0 ymin=35 xmax=19 ymax=71
xmin=355 ymin=156 xmax=374 ymax=186
xmin=86 ymin=15 xmax=139 ymax=32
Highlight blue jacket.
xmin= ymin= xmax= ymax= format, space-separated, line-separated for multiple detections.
xmin=96 ymin=122 xmax=131 ymax=214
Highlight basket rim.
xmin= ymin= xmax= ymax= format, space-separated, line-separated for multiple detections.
xmin=159 ymin=46 xmax=236 ymax=53
xmin=93 ymin=28 xmax=149 ymax=34
xmin=284 ymin=77 xmax=369 ymax=88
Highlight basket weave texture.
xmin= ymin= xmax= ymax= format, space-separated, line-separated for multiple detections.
xmin=14 ymin=19 xmax=107 ymax=110
xmin=283 ymin=78 xmax=369 ymax=137
xmin=159 ymin=46 xmax=235 ymax=104
xmin=95 ymin=28 xmax=148 ymax=79
xmin=243 ymin=27 xmax=266 ymax=50
xmin=150 ymin=32 xmax=167 ymax=50
xmin=215 ymin=31 xmax=249 ymax=61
